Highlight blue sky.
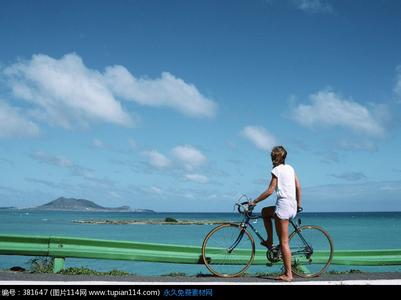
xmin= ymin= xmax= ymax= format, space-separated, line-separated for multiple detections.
xmin=1 ymin=0 xmax=401 ymax=212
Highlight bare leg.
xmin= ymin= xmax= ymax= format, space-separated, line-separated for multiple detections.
xmin=261 ymin=206 xmax=275 ymax=248
xmin=275 ymin=217 xmax=293 ymax=282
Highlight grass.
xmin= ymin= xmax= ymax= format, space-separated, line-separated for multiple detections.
xmin=28 ymin=257 xmax=188 ymax=277
xmin=60 ymin=267 xmax=132 ymax=276
xmin=27 ymin=257 xmax=134 ymax=276
xmin=29 ymin=257 xmax=54 ymax=273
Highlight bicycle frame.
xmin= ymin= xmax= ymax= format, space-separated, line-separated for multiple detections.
xmin=202 ymin=201 xmax=333 ymax=278
xmin=230 ymin=212 xmax=313 ymax=257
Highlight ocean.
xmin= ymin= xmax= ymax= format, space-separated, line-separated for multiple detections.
xmin=0 ymin=210 xmax=401 ymax=276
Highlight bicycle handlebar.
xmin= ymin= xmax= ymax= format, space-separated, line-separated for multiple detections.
xmin=235 ymin=201 xmax=255 ymax=218
xmin=235 ymin=194 xmax=303 ymax=219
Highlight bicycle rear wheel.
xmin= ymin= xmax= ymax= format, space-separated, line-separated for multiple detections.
xmin=201 ymin=223 xmax=255 ymax=277
xmin=289 ymin=225 xmax=333 ymax=278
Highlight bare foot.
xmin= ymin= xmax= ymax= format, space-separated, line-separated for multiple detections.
xmin=276 ymin=274 xmax=293 ymax=282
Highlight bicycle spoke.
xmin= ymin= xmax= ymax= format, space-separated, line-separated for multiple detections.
xmin=289 ymin=225 xmax=333 ymax=278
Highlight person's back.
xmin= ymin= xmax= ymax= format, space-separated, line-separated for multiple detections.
xmin=272 ymin=164 xmax=297 ymax=220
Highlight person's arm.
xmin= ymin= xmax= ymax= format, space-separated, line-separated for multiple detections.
xmin=250 ymin=175 xmax=277 ymax=205
xmin=295 ymin=173 xmax=302 ymax=209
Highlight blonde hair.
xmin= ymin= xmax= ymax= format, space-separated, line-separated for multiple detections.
xmin=271 ymin=146 xmax=287 ymax=167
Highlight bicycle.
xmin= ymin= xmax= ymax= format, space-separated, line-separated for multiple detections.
xmin=201 ymin=195 xmax=334 ymax=278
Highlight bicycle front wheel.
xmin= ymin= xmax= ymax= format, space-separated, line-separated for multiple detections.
xmin=201 ymin=223 xmax=255 ymax=277
xmin=289 ymin=225 xmax=334 ymax=278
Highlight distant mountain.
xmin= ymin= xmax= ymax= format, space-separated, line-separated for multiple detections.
xmin=29 ymin=197 xmax=154 ymax=212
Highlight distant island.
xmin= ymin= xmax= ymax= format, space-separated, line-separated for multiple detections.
xmin=0 ymin=207 xmax=18 ymax=210
xmin=26 ymin=197 xmax=155 ymax=212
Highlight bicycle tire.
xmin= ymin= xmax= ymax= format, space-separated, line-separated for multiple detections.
xmin=201 ymin=223 xmax=255 ymax=277
xmin=288 ymin=225 xmax=334 ymax=278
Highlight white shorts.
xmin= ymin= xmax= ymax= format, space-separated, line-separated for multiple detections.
xmin=275 ymin=199 xmax=297 ymax=220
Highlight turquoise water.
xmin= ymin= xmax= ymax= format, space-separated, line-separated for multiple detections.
xmin=0 ymin=210 xmax=401 ymax=275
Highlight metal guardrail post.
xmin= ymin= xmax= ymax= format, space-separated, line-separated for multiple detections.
xmin=53 ymin=257 xmax=65 ymax=273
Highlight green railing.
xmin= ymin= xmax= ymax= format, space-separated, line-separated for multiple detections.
xmin=1 ymin=234 xmax=401 ymax=273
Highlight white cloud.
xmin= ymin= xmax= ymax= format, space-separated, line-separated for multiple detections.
xmin=144 ymin=150 xmax=171 ymax=169
xmin=394 ymin=65 xmax=401 ymax=101
xmin=0 ymin=100 xmax=40 ymax=138
xmin=31 ymin=151 xmax=73 ymax=168
xmin=291 ymin=89 xmax=386 ymax=138
xmin=30 ymin=150 xmax=101 ymax=181
xmin=128 ymin=138 xmax=137 ymax=150
xmin=2 ymin=53 xmax=217 ymax=131
xmin=292 ymin=0 xmax=333 ymax=14
xmin=3 ymin=53 xmax=134 ymax=128
xmin=142 ymin=145 xmax=209 ymax=172
xmin=104 ymin=66 xmax=217 ymax=118
xmin=303 ymin=181 xmax=401 ymax=212
xmin=92 ymin=139 xmax=105 ymax=149
xmin=171 ymin=145 xmax=207 ymax=170
xmin=185 ymin=173 xmax=209 ymax=184
xmin=108 ymin=191 xmax=122 ymax=198
xmin=150 ymin=186 xmax=164 ymax=195
xmin=240 ymin=126 xmax=277 ymax=151
xmin=330 ymin=172 xmax=367 ymax=182
xmin=337 ymin=139 xmax=378 ymax=152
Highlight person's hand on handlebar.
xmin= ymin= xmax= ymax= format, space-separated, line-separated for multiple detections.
xmin=248 ymin=200 xmax=257 ymax=207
